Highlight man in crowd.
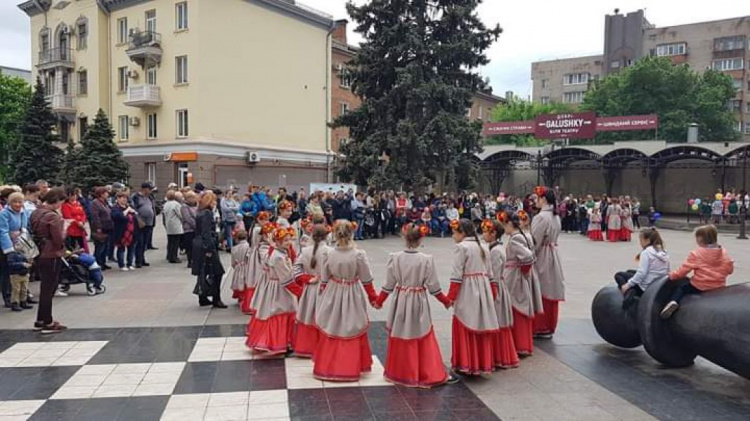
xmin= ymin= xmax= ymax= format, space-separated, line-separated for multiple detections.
xmin=132 ymin=182 xmax=156 ymax=268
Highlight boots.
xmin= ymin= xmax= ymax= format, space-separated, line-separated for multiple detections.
xmin=11 ymin=302 xmax=22 ymax=312
xmin=199 ymin=296 xmax=212 ymax=307
xmin=212 ymin=299 xmax=228 ymax=309
xmin=20 ymin=301 xmax=34 ymax=310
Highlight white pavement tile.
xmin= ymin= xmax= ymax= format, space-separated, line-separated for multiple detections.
xmin=0 ymin=400 xmax=45 ymax=417
xmin=92 ymin=384 xmax=138 ymax=398
xmin=189 ymin=337 xmax=259 ymax=362
xmin=208 ymin=392 xmax=250 ymax=407
xmin=160 ymin=407 xmax=207 ymax=421
xmin=76 ymin=364 xmax=117 ymax=375
xmin=53 ymin=362 xmax=186 ymax=400
xmin=248 ymin=390 xmax=287 ymax=405
xmin=246 ymin=402 xmax=288 ymax=420
xmin=0 ymin=341 xmax=107 ymax=367
xmin=204 ymin=404 xmax=247 ymax=421
xmin=165 ymin=393 xmax=210 ymax=409
xmin=133 ymin=383 xmax=176 ymax=397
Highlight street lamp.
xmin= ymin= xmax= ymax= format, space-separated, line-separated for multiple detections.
xmin=738 ymin=148 xmax=748 ymax=240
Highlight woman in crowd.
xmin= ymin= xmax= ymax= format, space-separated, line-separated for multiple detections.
xmin=372 ymin=223 xmax=456 ymax=387
xmin=181 ymin=192 xmax=198 ymax=269
xmin=30 ymin=188 xmax=67 ymax=333
xmin=111 ymin=192 xmax=136 ymax=271
xmin=314 ymin=220 xmax=377 ymax=381
xmin=632 ymin=198 xmax=641 ymax=229
xmin=447 ymin=218 xmax=504 ymax=375
xmin=246 ymin=226 xmax=300 ymax=354
xmin=482 ymin=218 xmax=520 ymax=368
xmin=90 ymin=187 xmax=113 ymax=270
xmin=292 ymin=224 xmax=331 ymax=357
xmin=61 ymin=187 xmax=89 ymax=252
xmin=531 ymin=186 xmax=565 ymax=339
xmin=164 ymin=190 xmax=184 ymax=264
xmin=221 ymin=191 xmax=240 ymax=252
xmin=192 ymin=191 xmax=227 ymax=308
xmin=0 ymin=192 xmax=29 ymax=308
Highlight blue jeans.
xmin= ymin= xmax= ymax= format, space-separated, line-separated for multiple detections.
xmin=135 ymin=225 xmax=153 ymax=266
xmin=0 ymin=253 xmax=10 ymax=303
xmin=431 ymin=219 xmax=449 ymax=236
xmin=355 ymin=217 xmax=364 ymax=239
xmin=223 ymin=222 xmax=236 ymax=250
xmin=116 ymin=244 xmax=134 ymax=268
xmin=93 ymin=236 xmax=109 ymax=267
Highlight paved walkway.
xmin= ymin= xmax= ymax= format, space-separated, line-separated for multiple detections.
xmin=0 ymin=227 xmax=747 ymax=420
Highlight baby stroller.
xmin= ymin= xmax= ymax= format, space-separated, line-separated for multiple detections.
xmin=59 ymin=250 xmax=106 ymax=296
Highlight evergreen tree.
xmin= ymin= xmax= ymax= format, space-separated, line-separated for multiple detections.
xmin=71 ymin=109 xmax=129 ymax=193
xmin=60 ymin=137 xmax=82 ymax=186
xmin=10 ymin=77 xmax=62 ymax=185
xmin=336 ymin=0 xmax=501 ymax=192
xmin=0 ymin=73 xmax=31 ymax=182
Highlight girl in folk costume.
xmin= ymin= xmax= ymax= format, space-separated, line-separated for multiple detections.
xmin=620 ymin=201 xmax=634 ymax=242
xmin=372 ymin=223 xmax=457 ymax=387
xmin=588 ymin=207 xmax=604 ymax=241
xmin=606 ymin=198 xmax=623 ymax=242
xmin=246 ymin=226 xmax=302 ymax=354
xmin=447 ymin=219 xmax=506 ymax=375
xmin=531 ymin=187 xmax=566 ymax=339
xmin=481 ymin=218 xmax=520 ymax=368
xmin=242 ymin=211 xmax=272 ymax=314
xmin=291 ymin=225 xmax=331 ymax=358
xmin=230 ymin=229 xmax=253 ymax=304
xmin=499 ymin=212 xmax=543 ymax=356
xmin=314 ymin=220 xmax=378 ymax=381
xmin=277 ymin=200 xmax=293 ymax=228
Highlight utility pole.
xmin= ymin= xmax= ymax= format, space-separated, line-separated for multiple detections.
xmin=738 ymin=148 xmax=748 ymax=240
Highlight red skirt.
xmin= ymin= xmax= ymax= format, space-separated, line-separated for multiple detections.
xmin=451 ymin=317 xmax=511 ymax=375
xmin=533 ymin=299 xmax=560 ymax=335
xmin=588 ymin=230 xmax=603 ymax=241
xmin=313 ymin=332 xmax=372 ymax=381
xmin=232 ymin=289 xmax=243 ymax=300
xmin=246 ymin=312 xmax=295 ymax=354
xmin=293 ymin=321 xmax=319 ymax=358
xmin=384 ymin=328 xmax=448 ymax=388
xmin=511 ymin=309 xmax=534 ymax=356
xmin=620 ymin=229 xmax=632 ymax=242
xmin=607 ymin=229 xmax=621 ymax=242
xmin=240 ymin=288 xmax=255 ymax=315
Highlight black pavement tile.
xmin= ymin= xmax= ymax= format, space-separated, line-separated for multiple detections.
xmin=289 ymin=397 xmax=332 ymax=418
xmin=362 ymin=386 xmax=403 ymax=400
xmin=116 ymin=396 xmax=170 ymax=421
xmin=199 ymin=324 xmax=247 ymax=337
xmin=1 ymin=366 xmax=79 ymax=400
xmin=75 ymin=396 xmax=130 ymax=420
xmin=290 ymin=416 xmax=334 ymax=421
xmin=173 ymin=361 xmax=219 ymax=394
xmin=324 ymin=388 xmax=365 ymax=401
xmin=251 ymin=358 xmax=286 ymax=370
xmin=212 ymin=360 xmax=254 ymax=393
xmin=450 ymin=408 xmax=500 ymax=420
xmin=332 ymin=415 xmax=376 ymax=421
xmin=411 ymin=411 xmax=454 ymax=421
xmin=288 ymin=388 xmax=328 ymax=402
xmin=403 ymin=394 xmax=449 ymax=412
xmin=373 ymin=412 xmax=416 ymax=420
xmin=28 ymin=399 xmax=87 ymax=421
xmin=366 ymin=397 xmax=412 ymax=414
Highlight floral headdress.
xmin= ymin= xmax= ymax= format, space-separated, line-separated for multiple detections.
xmin=496 ymin=211 xmax=509 ymax=224
xmin=517 ymin=210 xmax=529 ymax=223
xmin=401 ymin=223 xmax=429 ymax=238
xmin=272 ymin=226 xmax=295 ymax=243
xmin=481 ymin=218 xmax=495 ymax=234
xmin=278 ymin=200 xmax=293 ymax=212
xmin=261 ymin=222 xmax=277 ymax=235
xmin=534 ymin=186 xmax=548 ymax=198
xmin=256 ymin=211 xmax=271 ymax=223
xmin=449 ymin=219 xmax=461 ymax=232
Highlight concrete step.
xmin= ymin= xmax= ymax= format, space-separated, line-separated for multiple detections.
xmin=656 ymin=217 xmax=747 ymax=233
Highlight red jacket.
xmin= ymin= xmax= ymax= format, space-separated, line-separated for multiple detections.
xmin=670 ymin=245 xmax=734 ymax=291
xmin=61 ymin=200 xmax=87 ymax=238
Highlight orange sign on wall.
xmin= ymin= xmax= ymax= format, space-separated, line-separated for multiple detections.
xmin=164 ymin=152 xmax=198 ymax=162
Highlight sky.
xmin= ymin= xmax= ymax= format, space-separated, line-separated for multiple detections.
xmin=1 ymin=0 xmax=748 ymax=98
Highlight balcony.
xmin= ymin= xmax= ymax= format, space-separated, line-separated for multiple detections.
xmin=124 ymin=84 xmax=162 ymax=108
xmin=48 ymin=94 xmax=76 ymax=115
xmin=38 ymin=48 xmax=74 ymax=70
xmin=126 ymin=30 xmax=162 ymax=67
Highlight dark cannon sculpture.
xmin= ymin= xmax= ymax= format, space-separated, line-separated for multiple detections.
xmin=591 ymin=277 xmax=750 ymax=380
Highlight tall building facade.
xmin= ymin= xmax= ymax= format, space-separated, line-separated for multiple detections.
xmin=19 ymin=0 xmax=335 ymax=192
xmin=0 ymin=66 xmax=32 ymax=84
xmin=531 ymin=10 xmax=750 ymax=139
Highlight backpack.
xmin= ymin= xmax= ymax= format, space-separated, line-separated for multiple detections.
xmin=15 ymin=230 xmax=39 ymax=260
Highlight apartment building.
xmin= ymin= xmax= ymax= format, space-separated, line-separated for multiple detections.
xmin=19 ymin=0 xmax=335 ymax=191
xmin=531 ymin=10 xmax=750 ymax=139
xmin=0 ymin=66 xmax=32 ymax=84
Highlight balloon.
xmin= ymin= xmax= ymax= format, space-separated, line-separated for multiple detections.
xmin=716 ymin=193 xmax=724 ymax=200
xmin=654 ymin=212 xmax=663 ymax=220
xmin=695 ymin=198 xmax=701 ymax=205
xmin=688 ymin=199 xmax=695 ymax=205
xmin=691 ymin=204 xmax=699 ymax=211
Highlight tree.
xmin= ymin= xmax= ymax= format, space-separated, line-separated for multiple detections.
xmin=335 ymin=0 xmax=501 ymax=192
xmin=581 ymin=57 xmax=739 ymax=143
xmin=486 ymin=99 xmax=573 ymax=146
xmin=0 ymin=73 xmax=31 ymax=182
xmin=70 ymin=109 xmax=129 ymax=193
xmin=60 ymin=137 xmax=83 ymax=186
xmin=10 ymin=77 xmax=63 ymax=185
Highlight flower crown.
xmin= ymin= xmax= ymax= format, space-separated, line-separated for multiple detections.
xmin=261 ymin=222 xmax=277 ymax=235
xmin=534 ymin=186 xmax=548 ymax=197
xmin=449 ymin=219 xmax=461 ymax=232
xmin=496 ymin=211 xmax=509 ymax=224
xmin=256 ymin=211 xmax=271 ymax=222
xmin=481 ymin=218 xmax=495 ymax=233
xmin=278 ymin=200 xmax=293 ymax=211
xmin=517 ymin=210 xmax=529 ymax=222
xmin=401 ymin=223 xmax=429 ymax=238
xmin=272 ymin=226 xmax=296 ymax=243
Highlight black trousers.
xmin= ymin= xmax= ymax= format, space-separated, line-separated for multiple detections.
xmin=670 ymin=280 xmax=701 ymax=304
xmin=615 ymin=270 xmax=644 ymax=310
xmin=167 ymin=234 xmax=182 ymax=262
xmin=36 ymin=258 xmax=61 ymax=325
xmin=182 ymin=232 xmax=195 ymax=267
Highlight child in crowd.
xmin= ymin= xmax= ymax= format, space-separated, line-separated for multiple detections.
xmin=244 ymin=212 xmax=272 ymax=314
xmin=616 ymin=228 xmax=669 ymax=310
xmin=7 ymin=251 xmax=33 ymax=312
xmin=230 ymin=229 xmax=252 ymax=307
xmin=711 ymin=198 xmax=724 ymax=224
xmin=588 ymin=208 xmax=604 ymax=241
xmin=661 ymin=225 xmax=734 ymax=319
xmin=647 ymin=207 xmax=657 ymax=228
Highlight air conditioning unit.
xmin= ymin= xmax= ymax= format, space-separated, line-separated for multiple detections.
xmin=127 ymin=70 xmax=139 ymax=79
xmin=247 ymin=151 xmax=261 ymax=164
xmin=163 ymin=153 xmax=172 ymax=161
xmin=129 ymin=117 xmax=140 ymax=127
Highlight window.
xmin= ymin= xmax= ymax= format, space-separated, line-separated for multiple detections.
xmin=714 ymin=36 xmax=745 ymax=52
xmin=145 ymin=10 xmax=157 ymax=33
xmin=59 ymin=121 xmax=70 ymax=142
xmin=146 ymin=163 xmax=156 ymax=184
xmin=728 ymin=100 xmax=742 ymax=112
xmin=540 ymin=96 xmax=550 ymax=105
xmin=733 ymin=79 xmax=742 ymax=91
xmin=746 ymin=102 xmax=750 ymax=114
xmin=563 ymin=73 xmax=589 ymax=85
xmin=478 ymin=107 xmax=484 ymax=120
xmin=62 ymin=72 xmax=69 ymax=95
xmin=712 ymin=58 xmax=744 ymax=71
xmin=745 ymin=122 xmax=750 ymax=135
xmin=117 ymin=18 xmax=128 ymax=44
xmin=339 ymin=66 xmax=352 ymax=89
xmin=146 ymin=65 xmax=157 ymax=85
xmin=147 ymin=113 xmax=157 ymax=139
xmin=339 ymin=102 xmax=350 ymax=116
xmin=77 ymin=22 xmax=88 ymax=49
xmin=737 ymin=122 xmax=743 ymax=133
xmin=78 ymin=117 xmax=88 ymax=140
xmin=176 ymin=109 xmax=188 ymax=137
xmin=175 ymin=56 xmax=188 ymax=84
xmin=78 ymin=70 xmax=87 ymax=95
xmin=176 ymin=2 xmax=188 ymax=30
xmin=563 ymin=91 xmax=584 ymax=104
xmin=610 ymin=60 xmax=620 ymax=69
xmin=40 ymin=32 xmax=50 ymax=52
xmin=656 ymin=42 xmax=686 ymax=56
xmin=118 ymin=115 xmax=129 ymax=141
xmin=117 ymin=66 xmax=128 ymax=92
xmin=541 ymin=79 xmax=548 ymax=88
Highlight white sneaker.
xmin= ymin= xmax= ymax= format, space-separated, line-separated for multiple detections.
xmin=120 ymin=267 xmax=129 ymax=272
xmin=128 ymin=266 xmax=136 ymax=270
xmin=55 ymin=289 xmax=68 ymax=297
xmin=660 ymin=301 xmax=680 ymax=319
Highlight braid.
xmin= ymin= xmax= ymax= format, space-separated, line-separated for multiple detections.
xmin=473 ymin=230 xmax=486 ymax=263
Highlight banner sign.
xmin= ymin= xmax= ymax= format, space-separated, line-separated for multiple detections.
xmin=595 ymin=114 xmax=659 ymax=132
xmin=534 ymin=112 xmax=597 ymax=139
xmin=482 ymin=121 xmax=535 ymax=137
xmin=482 ymin=113 xmax=659 ymax=138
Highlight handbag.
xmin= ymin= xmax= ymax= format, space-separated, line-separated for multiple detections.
xmin=92 ymin=231 xmax=109 ymax=242
xmin=14 ymin=231 xmax=39 ymax=260
xmin=136 ymin=214 xmax=147 ymax=229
